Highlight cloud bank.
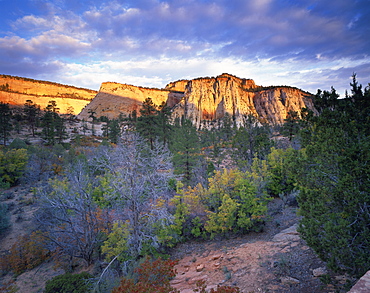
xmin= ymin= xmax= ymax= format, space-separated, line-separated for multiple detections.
xmin=0 ymin=0 xmax=369 ymax=95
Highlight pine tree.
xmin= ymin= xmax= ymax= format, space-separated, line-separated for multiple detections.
xmin=41 ymin=101 xmax=65 ymax=145
xmin=136 ymin=98 xmax=160 ymax=149
xmin=108 ymin=119 xmax=121 ymax=144
xmin=0 ymin=102 xmax=13 ymax=145
xmin=296 ymin=77 xmax=370 ymax=277
xmin=281 ymin=110 xmax=300 ymax=141
xmin=170 ymin=118 xmax=201 ymax=186
xmin=24 ymin=100 xmax=40 ymax=137
xmin=88 ymin=109 xmax=97 ymax=136
xmin=232 ymin=115 xmax=273 ymax=169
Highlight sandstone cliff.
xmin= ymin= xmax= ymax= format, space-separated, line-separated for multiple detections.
xmin=78 ymin=73 xmax=315 ymax=126
xmin=77 ymin=82 xmax=183 ymax=120
xmin=0 ymin=75 xmax=97 ymax=114
xmin=171 ymin=73 xmax=315 ymax=126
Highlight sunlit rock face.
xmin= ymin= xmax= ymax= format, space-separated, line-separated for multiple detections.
xmin=171 ymin=73 xmax=315 ymax=126
xmin=77 ymin=82 xmax=183 ymax=120
xmin=0 ymin=75 xmax=97 ymax=114
xmin=78 ymin=73 xmax=316 ymax=125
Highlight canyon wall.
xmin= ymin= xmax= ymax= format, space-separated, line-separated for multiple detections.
xmin=0 ymin=74 xmax=316 ymax=125
xmin=77 ymin=82 xmax=183 ymax=120
xmin=171 ymin=74 xmax=315 ymax=126
xmin=78 ymin=73 xmax=315 ymax=126
xmin=0 ymin=75 xmax=97 ymax=114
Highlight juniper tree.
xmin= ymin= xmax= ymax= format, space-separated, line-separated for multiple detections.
xmin=24 ymin=100 xmax=40 ymax=136
xmin=170 ymin=118 xmax=201 ymax=186
xmin=296 ymin=77 xmax=370 ymax=277
xmin=0 ymin=102 xmax=12 ymax=145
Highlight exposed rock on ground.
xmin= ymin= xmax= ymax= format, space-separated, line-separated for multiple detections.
xmin=170 ymin=200 xmax=352 ymax=293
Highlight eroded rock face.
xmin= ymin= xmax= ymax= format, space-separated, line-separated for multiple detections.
xmin=172 ymin=74 xmax=315 ymax=126
xmin=78 ymin=73 xmax=316 ymax=125
xmin=77 ymin=82 xmax=183 ymax=120
xmin=0 ymin=75 xmax=97 ymax=114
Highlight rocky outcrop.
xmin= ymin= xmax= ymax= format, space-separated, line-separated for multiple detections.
xmin=348 ymin=271 xmax=370 ymax=293
xmin=78 ymin=73 xmax=316 ymax=126
xmin=0 ymin=73 xmax=316 ymax=124
xmin=77 ymin=82 xmax=183 ymax=120
xmin=171 ymin=73 xmax=315 ymax=126
xmin=0 ymin=75 xmax=97 ymax=114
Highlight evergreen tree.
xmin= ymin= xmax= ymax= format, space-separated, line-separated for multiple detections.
xmin=232 ymin=115 xmax=273 ymax=169
xmin=170 ymin=118 xmax=201 ymax=186
xmin=0 ymin=102 xmax=12 ymax=145
xmin=54 ymin=115 xmax=67 ymax=144
xmin=88 ymin=109 xmax=97 ymax=136
xmin=136 ymin=98 xmax=160 ymax=149
xmin=41 ymin=101 xmax=65 ymax=145
xmin=296 ymin=77 xmax=370 ymax=277
xmin=24 ymin=100 xmax=41 ymax=136
xmin=108 ymin=119 xmax=121 ymax=144
xmin=157 ymin=102 xmax=173 ymax=146
xmin=281 ymin=110 xmax=300 ymax=141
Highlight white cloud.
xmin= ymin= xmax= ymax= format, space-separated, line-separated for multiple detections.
xmin=51 ymin=55 xmax=369 ymax=98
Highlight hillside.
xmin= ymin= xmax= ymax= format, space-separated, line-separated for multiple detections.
xmin=0 ymin=75 xmax=97 ymax=114
xmin=78 ymin=73 xmax=316 ymax=126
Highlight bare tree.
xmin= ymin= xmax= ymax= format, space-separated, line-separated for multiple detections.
xmin=36 ymin=134 xmax=175 ymax=269
xmin=91 ymin=133 xmax=175 ymax=259
xmin=36 ymin=159 xmax=111 ymax=267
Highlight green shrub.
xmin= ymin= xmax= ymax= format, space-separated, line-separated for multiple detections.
xmin=0 ymin=148 xmax=28 ymax=185
xmin=0 ymin=202 xmax=10 ymax=235
xmin=44 ymin=272 xmax=93 ymax=293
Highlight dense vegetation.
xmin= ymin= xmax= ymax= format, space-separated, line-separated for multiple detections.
xmin=0 ymin=74 xmax=369 ymax=292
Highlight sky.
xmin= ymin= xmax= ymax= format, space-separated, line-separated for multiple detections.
xmin=0 ymin=0 xmax=369 ymax=96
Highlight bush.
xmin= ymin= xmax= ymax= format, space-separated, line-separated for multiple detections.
xmin=44 ymin=272 xmax=93 ymax=293
xmin=0 ymin=148 xmax=28 ymax=186
xmin=0 ymin=231 xmax=50 ymax=274
xmin=112 ymin=257 xmax=178 ymax=293
xmin=0 ymin=202 xmax=10 ymax=235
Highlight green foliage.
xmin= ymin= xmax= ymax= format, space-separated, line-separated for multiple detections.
xmin=44 ymin=272 xmax=92 ymax=293
xmin=0 ymin=202 xmax=10 ymax=235
xmin=264 ymin=147 xmax=298 ymax=197
xmin=102 ymin=119 xmax=121 ymax=144
xmin=0 ymin=102 xmax=12 ymax=145
xmin=169 ymin=169 xmax=270 ymax=241
xmin=281 ymin=110 xmax=300 ymax=141
xmin=41 ymin=101 xmax=67 ymax=145
xmin=232 ymin=115 xmax=274 ymax=169
xmin=204 ymin=169 xmax=269 ymax=237
xmin=296 ymin=76 xmax=370 ymax=277
xmin=171 ymin=118 xmax=201 ymax=185
xmin=0 ymin=148 xmax=28 ymax=185
xmin=136 ymin=98 xmax=161 ymax=149
xmin=23 ymin=100 xmax=40 ymax=137
xmin=101 ymin=221 xmax=130 ymax=262
xmin=9 ymin=138 xmax=28 ymax=150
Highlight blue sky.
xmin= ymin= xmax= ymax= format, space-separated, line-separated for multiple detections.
xmin=0 ymin=0 xmax=369 ymax=96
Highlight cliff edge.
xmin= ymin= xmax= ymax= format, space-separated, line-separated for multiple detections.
xmin=78 ymin=73 xmax=316 ymax=125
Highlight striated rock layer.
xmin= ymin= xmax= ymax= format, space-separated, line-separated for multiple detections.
xmin=0 ymin=75 xmax=97 ymax=114
xmin=171 ymin=74 xmax=315 ymax=126
xmin=78 ymin=82 xmax=183 ymax=120
xmin=78 ymin=73 xmax=316 ymax=126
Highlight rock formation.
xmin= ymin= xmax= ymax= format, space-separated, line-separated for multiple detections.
xmin=79 ymin=73 xmax=316 ymax=126
xmin=0 ymin=75 xmax=97 ymax=114
xmin=0 ymin=73 xmax=316 ymax=125
xmin=77 ymin=82 xmax=183 ymax=120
